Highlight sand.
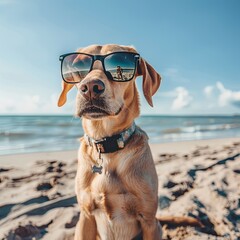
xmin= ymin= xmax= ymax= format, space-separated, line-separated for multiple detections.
xmin=0 ymin=138 xmax=239 ymax=240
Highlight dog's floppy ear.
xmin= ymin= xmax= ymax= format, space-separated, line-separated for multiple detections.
xmin=137 ymin=58 xmax=161 ymax=107
xmin=58 ymin=81 xmax=74 ymax=107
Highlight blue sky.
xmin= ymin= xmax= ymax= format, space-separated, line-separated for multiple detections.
xmin=0 ymin=0 xmax=240 ymax=115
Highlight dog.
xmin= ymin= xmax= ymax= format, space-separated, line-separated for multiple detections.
xmin=58 ymin=44 xmax=162 ymax=240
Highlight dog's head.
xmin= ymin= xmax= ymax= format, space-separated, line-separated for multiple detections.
xmin=58 ymin=44 xmax=161 ymax=120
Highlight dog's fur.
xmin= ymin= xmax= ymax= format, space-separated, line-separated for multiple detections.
xmin=58 ymin=44 xmax=162 ymax=240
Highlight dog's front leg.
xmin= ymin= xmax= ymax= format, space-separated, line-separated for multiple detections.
xmin=74 ymin=212 xmax=97 ymax=240
xmin=122 ymin=173 xmax=162 ymax=239
xmin=137 ymin=187 xmax=162 ymax=240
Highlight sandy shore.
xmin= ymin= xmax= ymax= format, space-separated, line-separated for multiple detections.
xmin=0 ymin=138 xmax=240 ymax=240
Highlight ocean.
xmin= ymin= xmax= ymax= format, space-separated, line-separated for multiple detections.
xmin=0 ymin=115 xmax=240 ymax=155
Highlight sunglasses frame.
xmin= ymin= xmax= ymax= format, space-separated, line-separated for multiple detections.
xmin=59 ymin=51 xmax=140 ymax=84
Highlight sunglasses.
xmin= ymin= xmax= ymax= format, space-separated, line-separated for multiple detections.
xmin=59 ymin=51 xmax=140 ymax=83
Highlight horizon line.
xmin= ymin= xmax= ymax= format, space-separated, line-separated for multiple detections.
xmin=0 ymin=113 xmax=239 ymax=117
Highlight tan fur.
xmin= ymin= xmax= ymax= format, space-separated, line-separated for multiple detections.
xmin=58 ymin=44 xmax=162 ymax=240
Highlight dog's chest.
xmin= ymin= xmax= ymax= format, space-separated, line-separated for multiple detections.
xmin=80 ymin=169 xmax=137 ymax=220
xmin=79 ymin=170 xmax=140 ymax=239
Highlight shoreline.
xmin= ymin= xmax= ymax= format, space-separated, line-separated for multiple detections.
xmin=0 ymin=137 xmax=239 ymax=166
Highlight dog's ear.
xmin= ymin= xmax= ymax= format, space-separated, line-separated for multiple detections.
xmin=58 ymin=81 xmax=74 ymax=107
xmin=137 ymin=58 xmax=161 ymax=107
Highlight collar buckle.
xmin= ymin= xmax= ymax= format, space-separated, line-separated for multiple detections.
xmin=93 ymin=138 xmax=106 ymax=153
xmin=95 ymin=143 xmax=105 ymax=153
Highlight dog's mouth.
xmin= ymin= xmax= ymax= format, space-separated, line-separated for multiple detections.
xmin=76 ymin=97 xmax=123 ymax=119
xmin=80 ymin=106 xmax=110 ymax=119
xmin=78 ymin=104 xmax=123 ymax=119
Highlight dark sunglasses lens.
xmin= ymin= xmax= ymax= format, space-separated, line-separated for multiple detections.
xmin=104 ymin=53 xmax=137 ymax=81
xmin=62 ymin=54 xmax=92 ymax=83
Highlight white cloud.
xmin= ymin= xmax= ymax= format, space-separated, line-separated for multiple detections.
xmin=171 ymin=87 xmax=193 ymax=110
xmin=216 ymin=82 xmax=240 ymax=108
xmin=203 ymin=85 xmax=214 ymax=97
xmin=0 ymin=94 xmax=40 ymax=114
xmin=0 ymin=93 xmax=75 ymax=114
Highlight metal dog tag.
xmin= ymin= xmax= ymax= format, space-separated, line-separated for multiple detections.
xmin=92 ymin=165 xmax=103 ymax=174
xmin=92 ymin=148 xmax=103 ymax=174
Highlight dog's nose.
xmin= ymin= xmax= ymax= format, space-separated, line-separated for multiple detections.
xmin=80 ymin=79 xmax=105 ymax=99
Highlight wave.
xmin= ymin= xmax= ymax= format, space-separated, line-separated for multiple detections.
xmin=35 ymin=121 xmax=77 ymax=127
xmin=1 ymin=115 xmax=240 ymax=155
xmin=0 ymin=142 xmax=45 ymax=151
xmin=161 ymin=123 xmax=240 ymax=134
xmin=0 ymin=131 xmax=33 ymax=138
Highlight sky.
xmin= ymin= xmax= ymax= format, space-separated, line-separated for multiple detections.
xmin=0 ymin=0 xmax=240 ymax=115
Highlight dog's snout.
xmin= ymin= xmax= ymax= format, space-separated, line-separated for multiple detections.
xmin=80 ymin=79 xmax=105 ymax=99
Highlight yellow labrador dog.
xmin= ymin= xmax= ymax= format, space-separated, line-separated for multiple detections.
xmin=58 ymin=44 xmax=162 ymax=240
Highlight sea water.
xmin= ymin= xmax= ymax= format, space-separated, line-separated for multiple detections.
xmin=0 ymin=115 xmax=240 ymax=155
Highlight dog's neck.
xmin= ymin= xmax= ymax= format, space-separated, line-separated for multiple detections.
xmin=82 ymin=110 xmax=136 ymax=140
xmin=82 ymin=115 xmax=137 ymax=155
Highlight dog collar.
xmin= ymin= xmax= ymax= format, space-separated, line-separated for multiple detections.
xmin=84 ymin=122 xmax=136 ymax=154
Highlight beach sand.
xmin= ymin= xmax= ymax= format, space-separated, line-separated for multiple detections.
xmin=0 ymin=138 xmax=240 ymax=240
